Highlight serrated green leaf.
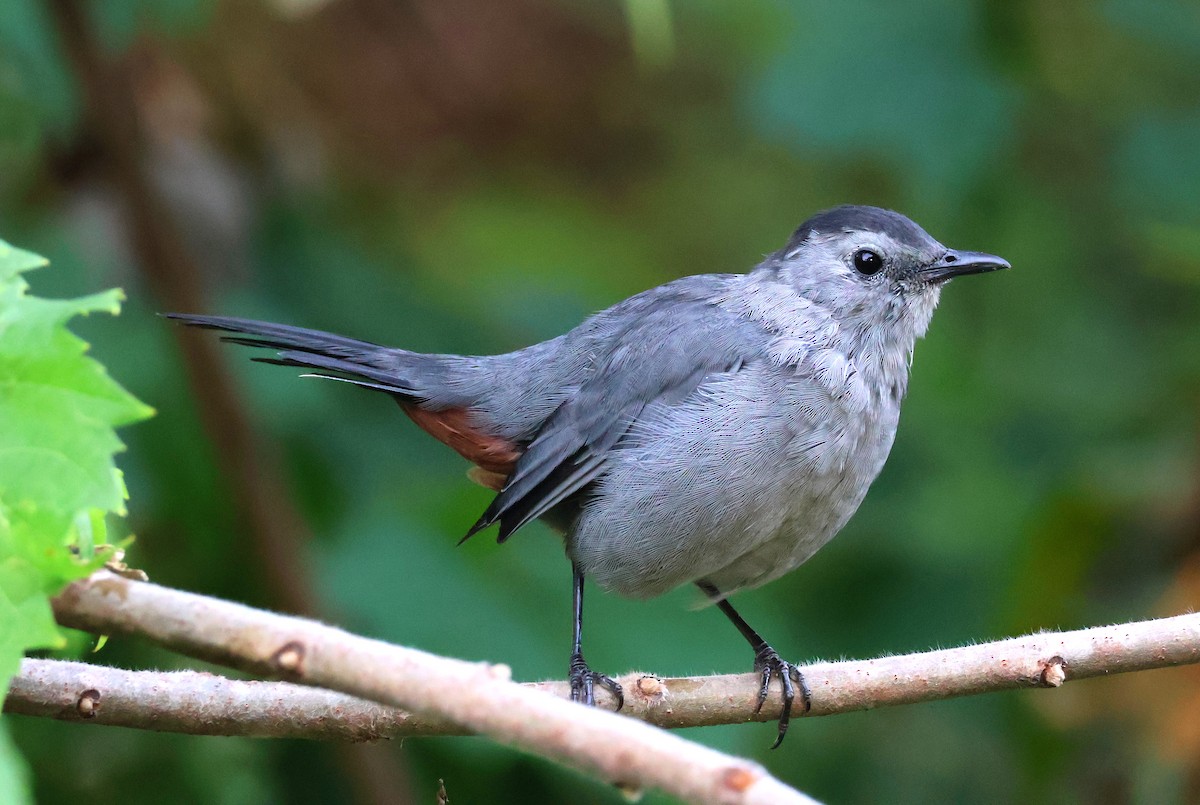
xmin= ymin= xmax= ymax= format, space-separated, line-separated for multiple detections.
xmin=0 ymin=237 xmax=152 ymax=712
xmin=0 ymin=240 xmax=47 ymax=284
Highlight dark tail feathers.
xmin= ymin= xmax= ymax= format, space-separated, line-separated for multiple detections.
xmin=163 ymin=313 xmax=425 ymax=399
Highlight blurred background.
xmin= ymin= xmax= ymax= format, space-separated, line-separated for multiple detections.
xmin=3 ymin=0 xmax=1200 ymax=802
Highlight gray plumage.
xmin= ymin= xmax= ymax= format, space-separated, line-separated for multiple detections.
xmin=169 ymin=205 xmax=1007 ymax=602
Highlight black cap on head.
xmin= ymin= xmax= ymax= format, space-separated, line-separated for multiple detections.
xmin=786 ymin=205 xmax=935 ymax=253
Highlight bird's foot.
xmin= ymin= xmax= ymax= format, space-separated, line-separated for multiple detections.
xmin=569 ymin=652 xmax=624 ymax=710
xmin=753 ymin=643 xmax=812 ymax=749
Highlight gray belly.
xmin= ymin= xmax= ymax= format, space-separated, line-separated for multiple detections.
xmin=567 ymin=367 xmax=898 ymax=599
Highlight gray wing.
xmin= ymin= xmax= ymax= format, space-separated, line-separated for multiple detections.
xmin=464 ymin=277 xmax=760 ymax=542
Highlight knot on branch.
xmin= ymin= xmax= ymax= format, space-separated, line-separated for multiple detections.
xmin=1038 ymin=656 xmax=1067 ymax=688
xmin=635 ymin=675 xmax=665 ymax=700
xmin=76 ymin=688 xmax=101 ymax=718
xmin=720 ymin=764 xmax=760 ymax=794
xmin=271 ymin=641 xmax=306 ymax=676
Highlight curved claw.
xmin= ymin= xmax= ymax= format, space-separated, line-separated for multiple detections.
xmin=569 ymin=652 xmax=624 ymax=711
xmin=753 ymin=644 xmax=811 ymax=749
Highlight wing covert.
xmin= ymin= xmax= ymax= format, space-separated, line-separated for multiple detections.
xmin=463 ymin=300 xmax=754 ymax=543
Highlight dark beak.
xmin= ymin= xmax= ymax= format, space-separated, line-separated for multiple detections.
xmin=920 ymin=250 xmax=1010 ymax=283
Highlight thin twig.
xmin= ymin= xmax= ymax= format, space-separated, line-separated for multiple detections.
xmin=51 ymin=571 xmax=814 ymax=805
xmin=5 ymin=659 xmax=415 ymax=741
xmin=15 ymin=608 xmax=1200 ymax=741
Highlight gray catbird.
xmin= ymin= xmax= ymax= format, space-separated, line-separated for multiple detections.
xmin=169 ymin=205 xmax=1008 ymax=746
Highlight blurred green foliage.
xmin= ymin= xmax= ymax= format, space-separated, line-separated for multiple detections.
xmin=1 ymin=0 xmax=1199 ymax=802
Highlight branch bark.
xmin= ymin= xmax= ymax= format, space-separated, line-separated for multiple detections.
xmin=49 ymin=571 xmax=813 ymax=805
xmin=6 ymin=659 xmax=417 ymax=741
xmin=15 ymin=606 xmax=1200 ymax=741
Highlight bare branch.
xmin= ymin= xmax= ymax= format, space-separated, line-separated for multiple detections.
xmin=14 ymin=608 xmax=1200 ymax=743
xmin=50 ymin=572 xmax=814 ymax=805
xmin=6 ymin=659 xmax=418 ymax=741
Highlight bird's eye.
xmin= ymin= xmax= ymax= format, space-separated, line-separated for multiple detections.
xmin=852 ymin=249 xmax=883 ymax=275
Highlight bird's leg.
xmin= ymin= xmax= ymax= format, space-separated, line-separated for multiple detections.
xmin=568 ymin=562 xmax=624 ymax=710
xmin=698 ymin=580 xmax=811 ymax=748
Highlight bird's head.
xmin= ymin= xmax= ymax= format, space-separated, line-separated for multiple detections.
xmin=767 ymin=205 xmax=1009 ymax=340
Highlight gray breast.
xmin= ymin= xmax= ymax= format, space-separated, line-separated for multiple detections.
xmin=568 ymin=355 xmax=900 ymax=599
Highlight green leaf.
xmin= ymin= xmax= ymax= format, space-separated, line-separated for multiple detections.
xmin=0 ymin=236 xmax=153 ymax=709
xmin=0 ymin=718 xmax=33 ymax=805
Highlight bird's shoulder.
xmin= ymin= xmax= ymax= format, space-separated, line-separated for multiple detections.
xmin=571 ymin=271 xmax=838 ymax=368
